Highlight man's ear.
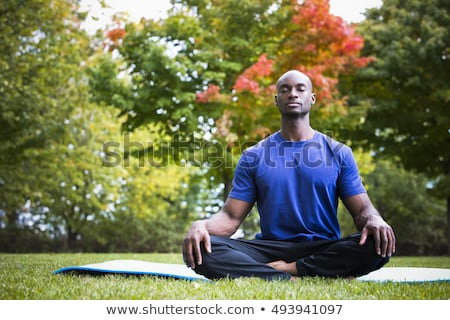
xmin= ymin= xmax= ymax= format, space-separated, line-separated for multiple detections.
xmin=311 ymin=93 xmax=316 ymax=105
xmin=274 ymin=95 xmax=278 ymax=106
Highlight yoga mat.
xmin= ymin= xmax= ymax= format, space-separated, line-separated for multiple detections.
xmin=54 ymin=259 xmax=450 ymax=283
xmin=356 ymin=266 xmax=450 ymax=283
xmin=53 ymin=259 xmax=210 ymax=281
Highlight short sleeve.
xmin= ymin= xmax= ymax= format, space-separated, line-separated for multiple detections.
xmin=228 ymin=150 xmax=258 ymax=204
xmin=337 ymin=147 xmax=367 ymax=199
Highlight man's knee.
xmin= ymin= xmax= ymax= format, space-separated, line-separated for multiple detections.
xmin=190 ymin=236 xmax=233 ymax=279
xmin=347 ymin=233 xmax=391 ymax=275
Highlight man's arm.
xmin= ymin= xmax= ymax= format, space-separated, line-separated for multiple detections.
xmin=342 ymin=193 xmax=396 ymax=257
xmin=182 ymin=197 xmax=253 ymax=269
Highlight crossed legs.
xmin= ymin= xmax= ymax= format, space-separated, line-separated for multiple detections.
xmin=191 ymin=233 xmax=389 ymax=281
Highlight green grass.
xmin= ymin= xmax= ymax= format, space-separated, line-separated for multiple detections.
xmin=0 ymin=253 xmax=449 ymax=300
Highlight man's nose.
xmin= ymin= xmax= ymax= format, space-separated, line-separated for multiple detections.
xmin=289 ymin=88 xmax=298 ymax=98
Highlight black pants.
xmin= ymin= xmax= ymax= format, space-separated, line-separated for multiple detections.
xmin=192 ymin=233 xmax=389 ymax=281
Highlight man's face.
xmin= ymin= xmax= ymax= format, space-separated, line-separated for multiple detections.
xmin=275 ymin=71 xmax=316 ymax=117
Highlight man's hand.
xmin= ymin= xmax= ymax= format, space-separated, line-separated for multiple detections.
xmin=182 ymin=198 xmax=252 ymax=269
xmin=359 ymin=215 xmax=396 ymax=258
xmin=182 ymin=220 xmax=211 ymax=269
xmin=343 ymin=193 xmax=396 ymax=258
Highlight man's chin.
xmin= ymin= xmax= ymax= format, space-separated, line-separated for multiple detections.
xmin=281 ymin=110 xmax=309 ymax=118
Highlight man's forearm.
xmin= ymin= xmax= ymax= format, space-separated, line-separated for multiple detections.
xmin=344 ymin=193 xmax=382 ymax=231
xmin=203 ymin=211 xmax=240 ymax=236
xmin=353 ymin=208 xmax=381 ymax=231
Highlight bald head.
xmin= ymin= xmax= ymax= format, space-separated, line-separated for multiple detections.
xmin=276 ymin=70 xmax=314 ymax=92
xmin=274 ymin=69 xmax=316 ymax=118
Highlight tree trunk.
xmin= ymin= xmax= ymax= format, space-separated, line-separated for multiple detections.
xmin=65 ymin=228 xmax=78 ymax=251
xmin=446 ymin=159 xmax=450 ymax=256
xmin=447 ymin=196 xmax=450 ymax=256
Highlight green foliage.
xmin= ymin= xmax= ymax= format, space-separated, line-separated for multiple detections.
xmin=0 ymin=0 xmax=89 ymax=160
xmin=1 ymin=254 xmax=449 ymax=299
xmin=350 ymin=0 xmax=449 ymax=253
xmin=353 ymin=0 xmax=449 ymax=186
xmin=0 ymin=0 xmax=90 ymax=235
xmin=0 ymin=0 xmax=203 ymax=252
xmin=339 ymin=160 xmax=447 ymax=255
xmin=0 ymin=103 xmax=202 ymax=252
xmin=2 ymin=0 xmax=448 ymax=255
xmin=91 ymin=0 xmax=371 ymax=200
xmin=365 ymin=161 xmax=447 ymax=255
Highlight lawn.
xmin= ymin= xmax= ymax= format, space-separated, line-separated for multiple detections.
xmin=1 ymin=253 xmax=449 ymax=300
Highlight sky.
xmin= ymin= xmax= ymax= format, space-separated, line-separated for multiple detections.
xmin=80 ymin=0 xmax=383 ymax=34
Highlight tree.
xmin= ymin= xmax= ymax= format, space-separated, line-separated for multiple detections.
xmin=26 ymin=105 xmax=124 ymax=250
xmin=0 ymin=0 xmax=206 ymax=252
xmin=364 ymin=160 xmax=447 ymax=255
xmin=351 ymin=0 xmax=450 ymax=253
xmin=0 ymin=99 xmax=203 ymax=252
xmin=90 ymin=0 xmax=370 ymax=201
xmin=0 ymin=0 xmax=91 ymax=242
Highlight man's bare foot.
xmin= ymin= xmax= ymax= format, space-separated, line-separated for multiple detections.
xmin=268 ymin=260 xmax=298 ymax=276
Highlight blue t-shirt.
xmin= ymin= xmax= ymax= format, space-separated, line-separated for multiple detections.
xmin=228 ymin=131 xmax=366 ymax=242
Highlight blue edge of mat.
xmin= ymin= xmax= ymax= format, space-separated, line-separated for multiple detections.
xmin=53 ymin=266 xmax=212 ymax=282
xmin=53 ymin=266 xmax=450 ymax=283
